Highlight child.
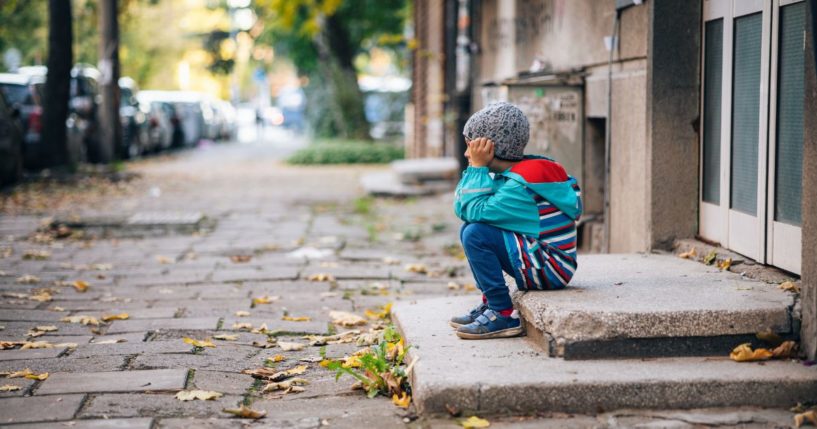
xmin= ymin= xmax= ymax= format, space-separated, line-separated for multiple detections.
xmin=452 ymin=102 xmax=582 ymax=340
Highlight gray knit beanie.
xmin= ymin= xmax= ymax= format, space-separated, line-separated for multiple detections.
xmin=463 ymin=101 xmax=529 ymax=161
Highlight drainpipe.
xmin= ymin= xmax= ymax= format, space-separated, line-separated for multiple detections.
xmin=603 ymin=10 xmax=621 ymax=253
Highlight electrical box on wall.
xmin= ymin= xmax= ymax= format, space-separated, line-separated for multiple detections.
xmin=616 ymin=0 xmax=644 ymax=11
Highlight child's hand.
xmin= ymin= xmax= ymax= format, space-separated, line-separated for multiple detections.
xmin=467 ymin=137 xmax=494 ymax=167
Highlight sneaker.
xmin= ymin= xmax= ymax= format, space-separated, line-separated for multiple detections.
xmin=456 ymin=308 xmax=523 ymax=339
xmin=449 ymin=302 xmax=488 ymax=329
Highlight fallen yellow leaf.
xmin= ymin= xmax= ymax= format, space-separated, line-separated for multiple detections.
xmin=795 ymin=410 xmax=817 ymax=428
xmin=4 ymin=368 xmax=49 ymax=380
xmin=269 ymin=354 xmax=286 ymax=363
xmin=250 ymin=323 xmax=271 ymax=334
xmin=25 ymin=372 xmax=48 ymax=380
xmin=717 ymin=258 xmax=732 ymax=271
xmin=28 ymin=291 xmax=52 ymax=302
xmin=183 ymin=337 xmax=216 ymax=348
xmin=703 ymin=249 xmax=717 ymax=265
xmin=329 ymin=311 xmax=367 ymax=327
xmin=222 ymin=405 xmax=266 ymax=419
xmin=779 ymin=281 xmax=801 ymax=293
xmin=307 ymin=273 xmax=335 ymax=282
xmin=72 ymin=280 xmax=89 ymax=292
xmin=175 ymin=390 xmax=223 ymax=401
xmin=252 ymin=295 xmax=279 ymax=305
xmin=0 ymin=385 xmax=20 ymax=392
xmin=20 ymin=341 xmax=54 ymax=350
xmin=282 ymin=315 xmax=311 ymax=322
xmin=61 ymin=315 xmax=100 ymax=326
xmin=262 ymin=377 xmax=309 ymax=393
xmin=730 ymin=343 xmax=773 ymax=362
xmin=364 ymin=303 xmax=393 ymax=320
xmin=461 ymin=416 xmax=491 ymax=428
xmin=235 ymin=311 xmax=250 ymax=317
xmin=678 ymin=247 xmax=697 ymax=259
xmin=463 ymin=283 xmax=478 ymax=292
xmin=213 ymin=334 xmax=239 ymax=341
xmin=771 ymin=340 xmax=798 ymax=359
xmin=392 ymin=392 xmax=411 ymax=408
xmin=101 ymin=313 xmax=129 ymax=322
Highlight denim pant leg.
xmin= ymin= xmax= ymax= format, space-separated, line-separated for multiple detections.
xmin=460 ymin=223 xmax=516 ymax=311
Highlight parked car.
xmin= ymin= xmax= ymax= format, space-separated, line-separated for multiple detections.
xmin=0 ymin=72 xmax=45 ymax=168
xmin=118 ymin=77 xmax=149 ymax=159
xmin=211 ymin=100 xmax=237 ymax=141
xmin=139 ymin=91 xmax=207 ymax=147
xmin=18 ymin=64 xmax=103 ymax=164
xmin=137 ymin=97 xmax=173 ymax=152
xmin=0 ymin=91 xmax=23 ymax=186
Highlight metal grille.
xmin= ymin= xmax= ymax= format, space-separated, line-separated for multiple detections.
xmin=730 ymin=13 xmax=762 ymax=215
xmin=774 ymin=2 xmax=805 ymax=225
xmin=703 ymin=19 xmax=724 ymax=204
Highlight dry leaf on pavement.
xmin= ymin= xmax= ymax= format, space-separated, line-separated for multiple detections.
xmin=0 ymin=385 xmax=21 ymax=392
xmin=364 ymin=303 xmax=392 ymax=320
xmin=16 ymin=275 xmax=40 ymax=284
xmin=404 ymin=263 xmax=428 ymax=274
xmin=282 ymin=315 xmax=311 ymax=322
xmin=183 ymin=337 xmax=216 ymax=348
xmin=229 ymin=255 xmax=252 ymax=263
xmin=779 ymin=281 xmax=801 ymax=293
xmin=771 ymin=341 xmax=798 ymax=359
xmin=329 ymin=311 xmax=367 ymax=327
xmin=232 ymin=322 xmax=253 ymax=331
xmin=155 ymin=255 xmax=174 ymax=264
xmin=392 ymin=392 xmax=411 ymax=408
xmin=23 ymin=250 xmax=51 ymax=260
xmin=278 ymin=341 xmax=306 ymax=351
xmin=175 ymin=390 xmax=223 ymax=401
xmin=252 ymin=296 xmax=278 ymax=305
xmin=235 ymin=311 xmax=250 ymax=317
xmin=28 ymin=291 xmax=52 ymax=302
xmin=213 ymin=334 xmax=239 ymax=341
xmin=262 ymin=377 xmax=309 ymax=393
xmin=4 ymin=368 xmax=48 ymax=380
xmin=244 ymin=364 xmax=307 ymax=382
xmin=678 ymin=248 xmax=697 ymax=259
xmin=795 ymin=410 xmax=817 ymax=428
xmin=461 ymin=416 xmax=491 ymax=428
xmin=268 ymin=354 xmax=286 ymax=363
xmin=730 ymin=343 xmax=773 ymax=362
xmin=101 ymin=313 xmax=129 ymax=322
xmin=72 ymin=280 xmax=89 ymax=292
xmin=307 ymin=273 xmax=335 ymax=282
xmin=61 ymin=315 xmax=100 ymax=326
xmin=703 ymin=250 xmax=717 ymax=265
xmin=222 ymin=405 xmax=266 ymax=419
xmin=717 ymin=258 xmax=732 ymax=271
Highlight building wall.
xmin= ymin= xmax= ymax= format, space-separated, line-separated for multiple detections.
xmin=410 ymin=0 xmax=446 ymax=159
xmin=473 ymin=0 xmax=652 ymax=253
xmin=801 ymin=0 xmax=817 ymax=360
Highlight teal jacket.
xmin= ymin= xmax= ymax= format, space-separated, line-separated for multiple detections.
xmin=453 ymin=155 xmax=582 ymax=237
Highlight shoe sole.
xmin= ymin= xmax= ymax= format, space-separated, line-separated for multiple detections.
xmin=456 ymin=326 xmax=524 ymax=340
xmin=449 ymin=321 xmax=466 ymax=329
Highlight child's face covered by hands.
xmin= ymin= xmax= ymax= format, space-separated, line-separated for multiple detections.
xmin=465 ymin=137 xmax=495 ymax=168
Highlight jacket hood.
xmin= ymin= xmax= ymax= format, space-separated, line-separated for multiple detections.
xmin=501 ymin=155 xmax=582 ymax=220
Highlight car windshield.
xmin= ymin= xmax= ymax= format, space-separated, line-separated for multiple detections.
xmin=0 ymin=83 xmax=31 ymax=105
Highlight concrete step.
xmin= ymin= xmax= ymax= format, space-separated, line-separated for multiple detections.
xmin=392 ymin=296 xmax=817 ymax=416
xmin=514 ymin=254 xmax=796 ymax=360
xmin=361 ymin=171 xmax=454 ymax=197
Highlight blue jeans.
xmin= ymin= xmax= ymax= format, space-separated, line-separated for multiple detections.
xmin=460 ymin=223 xmax=518 ymax=311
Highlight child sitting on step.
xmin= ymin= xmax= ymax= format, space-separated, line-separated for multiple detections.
xmin=452 ymin=102 xmax=582 ymax=339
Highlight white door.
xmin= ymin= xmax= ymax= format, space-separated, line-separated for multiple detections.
xmin=700 ymin=0 xmax=803 ymax=274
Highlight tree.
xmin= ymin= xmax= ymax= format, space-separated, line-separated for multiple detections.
xmin=254 ymin=0 xmax=408 ymax=139
xmin=96 ymin=0 xmax=121 ymax=163
xmin=41 ymin=0 xmax=73 ymax=168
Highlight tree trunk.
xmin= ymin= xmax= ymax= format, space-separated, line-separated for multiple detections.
xmin=41 ymin=0 xmax=73 ymax=168
xmin=312 ymin=14 xmax=370 ymax=140
xmin=96 ymin=0 xmax=121 ymax=163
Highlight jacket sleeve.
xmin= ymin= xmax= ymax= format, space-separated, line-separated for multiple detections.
xmin=454 ymin=167 xmax=539 ymax=235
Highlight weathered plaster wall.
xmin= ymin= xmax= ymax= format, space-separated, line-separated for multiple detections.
xmin=801 ymin=0 xmax=817 ymax=360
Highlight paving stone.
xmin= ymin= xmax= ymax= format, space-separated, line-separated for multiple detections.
xmin=252 ymin=395 xmax=405 ymax=428
xmin=190 ymin=370 xmax=254 ymax=395
xmin=4 ymin=418 xmax=154 ymax=429
xmin=71 ymin=340 xmax=193 ymax=358
xmin=79 ymin=393 xmax=242 ymax=419
xmin=244 ymin=281 xmax=332 ymax=296
xmin=0 ymin=300 xmax=42 ymax=310
xmin=0 ymin=394 xmax=85 ymax=424
xmin=37 ymin=335 xmax=94 ymax=345
xmin=90 ymin=332 xmax=148 ymax=344
xmin=130 ymin=349 xmax=259 ymax=373
xmin=0 ymin=321 xmax=96 ymax=337
xmin=105 ymin=318 xmax=220 ymax=334
xmin=301 ymin=264 xmax=391 ymax=280
xmin=46 ymin=300 xmax=150 ymax=311
xmin=37 ymin=369 xmax=188 ymax=394
xmin=156 ymin=418 xmax=268 ymax=429
xmin=166 ymin=284 xmax=249 ymax=300
xmin=0 ymin=347 xmax=66 ymax=361
xmin=211 ymin=267 xmax=300 ymax=283
xmin=78 ymin=307 xmax=180 ymax=320
xmin=120 ymin=273 xmax=211 ymax=286
xmin=0 ymin=377 xmax=35 ymax=397
xmin=0 ymin=355 xmax=127 ymax=374
xmin=220 ymin=318 xmax=328 ymax=335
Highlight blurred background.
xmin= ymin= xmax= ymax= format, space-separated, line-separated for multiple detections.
xmin=0 ymin=0 xmax=411 ymax=179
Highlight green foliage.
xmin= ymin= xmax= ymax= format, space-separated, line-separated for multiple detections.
xmin=0 ymin=0 xmax=48 ymax=70
xmin=320 ymin=324 xmax=411 ymax=399
xmin=287 ymin=140 xmax=403 ymax=165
